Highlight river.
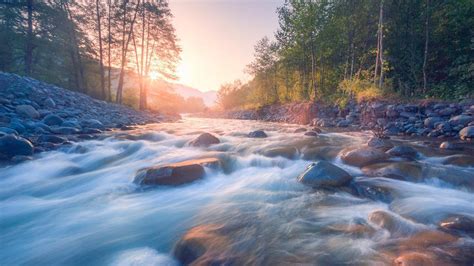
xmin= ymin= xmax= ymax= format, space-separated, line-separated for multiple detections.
xmin=1 ymin=117 xmax=473 ymax=265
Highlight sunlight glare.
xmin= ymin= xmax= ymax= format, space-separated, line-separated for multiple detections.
xmin=149 ymin=71 xmax=159 ymax=80
xmin=177 ymin=63 xmax=188 ymax=82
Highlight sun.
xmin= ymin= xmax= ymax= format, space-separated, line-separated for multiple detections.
xmin=149 ymin=71 xmax=159 ymax=80
xmin=177 ymin=63 xmax=188 ymax=81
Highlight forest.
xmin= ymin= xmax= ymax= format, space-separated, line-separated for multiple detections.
xmin=218 ymin=0 xmax=473 ymax=110
xmin=0 ymin=0 xmax=191 ymax=111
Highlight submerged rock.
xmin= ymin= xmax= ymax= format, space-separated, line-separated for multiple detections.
xmin=173 ymin=224 xmax=245 ymax=265
xmin=394 ymin=252 xmax=438 ymax=266
xmin=0 ymin=135 xmax=34 ymax=159
xmin=441 ymin=154 xmax=474 ymax=167
xmin=340 ymin=147 xmax=389 ymax=167
xmin=304 ymin=131 xmax=319 ymax=137
xmin=294 ymin=127 xmax=307 ymax=133
xmin=133 ymin=158 xmax=219 ymax=186
xmin=367 ymin=137 xmax=393 ymax=151
xmin=439 ymin=215 xmax=474 ymax=236
xmin=297 ymin=161 xmax=352 ymax=188
xmin=368 ymin=210 xmax=421 ymax=237
xmin=439 ymin=141 xmax=458 ymax=150
xmin=248 ymin=130 xmax=267 ymax=138
xmin=189 ymin=133 xmax=220 ymax=147
xmin=386 ymin=146 xmax=418 ymax=159
xmin=262 ymin=146 xmax=298 ymax=159
xmin=362 ymin=162 xmax=422 ymax=181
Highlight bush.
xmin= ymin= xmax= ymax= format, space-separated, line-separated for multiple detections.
xmin=339 ymin=79 xmax=385 ymax=102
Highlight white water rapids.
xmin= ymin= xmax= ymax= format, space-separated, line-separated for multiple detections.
xmin=1 ymin=117 xmax=473 ymax=265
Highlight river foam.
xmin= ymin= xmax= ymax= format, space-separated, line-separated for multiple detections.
xmin=1 ymin=117 xmax=473 ymax=265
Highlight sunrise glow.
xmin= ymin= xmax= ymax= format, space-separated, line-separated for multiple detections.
xmin=149 ymin=71 xmax=159 ymax=80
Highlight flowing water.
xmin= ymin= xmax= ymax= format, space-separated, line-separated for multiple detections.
xmin=1 ymin=117 xmax=473 ymax=265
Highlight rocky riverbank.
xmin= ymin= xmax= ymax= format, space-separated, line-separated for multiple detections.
xmin=203 ymin=100 xmax=474 ymax=140
xmin=0 ymin=72 xmax=177 ymax=162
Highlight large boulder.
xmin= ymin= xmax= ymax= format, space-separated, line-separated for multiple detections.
xmin=133 ymin=158 xmax=219 ymax=186
xmin=0 ymin=135 xmax=34 ymax=159
xmin=459 ymin=126 xmax=474 ymax=140
xmin=248 ymin=130 xmax=267 ymax=138
xmin=297 ymin=161 xmax=352 ymax=188
xmin=42 ymin=114 xmax=64 ymax=126
xmin=340 ymin=147 xmax=389 ymax=167
xmin=189 ymin=133 xmax=220 ymax=147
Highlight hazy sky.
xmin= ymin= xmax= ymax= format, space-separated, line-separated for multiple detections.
xmin=168 ymin=0 xmax=284 ymax=92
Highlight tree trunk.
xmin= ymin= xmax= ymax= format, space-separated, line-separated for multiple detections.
xmin=116 ymin=0 xmax=140 ymax=104
xmin=422 ymin=0 xmax=430 ymax=94
xmin=24 ymin=0 xmax=33 ymax=76
xmin=96 ymin=0 xmax=105 ymax=100
xmin=107 ymin=0 xmax=112 ymax=101
xmin=378 ymin=0 xmax=384 ymax=89
xmin=139 ymin=6 xmax=146 ymax=110
xmin=64 ymin=1 xmax=87 ymax=93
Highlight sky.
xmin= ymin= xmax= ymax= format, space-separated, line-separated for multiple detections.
xmin=168 ymin=0 xmax=284 ymax=92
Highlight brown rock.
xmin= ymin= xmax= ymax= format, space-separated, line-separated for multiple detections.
xmin=189 ymin=133 xmax=220 ymax=147
xmin=173 ymin=224 xmax=245 ymax=266
xmin=134 ymin=158 xmax=219 ymax=186
xmin=340 ymin=146 xmax=389 ymax=167
xmin=262 ymin=146 xmax=298 ymax=159
xmin=394 ymin=252 xmax=436 ymax=266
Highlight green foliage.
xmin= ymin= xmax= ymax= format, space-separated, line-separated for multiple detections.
xmin=0 ymin=0 xmax=180 ymax=108
xmin=218 ymin=0 xmax=473 ymax=111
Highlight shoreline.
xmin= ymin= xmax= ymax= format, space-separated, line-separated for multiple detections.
xmin=0 ymin=72 xmax=179 ymax=163
xmin=197 ymin=100 xmax=474 ymax=141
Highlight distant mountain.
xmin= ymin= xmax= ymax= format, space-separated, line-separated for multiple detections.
xmin=170 ymin=83 xmax=218 ymax=107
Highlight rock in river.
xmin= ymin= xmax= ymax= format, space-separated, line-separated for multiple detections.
xmin=297 ymin=161 xmax=352 ymax=188
xmin=340 ymin=147 xmax=389 ymax=167
xmin=262 ymin=146 xmax=298 ymax=159
xmin=248 ymin=130 xmax=267 ymax=138
xmin=174 ymin=224 xmax=245 ymax=265
xmin=133 ymin=158 xmax=219 ymax=186
xmin=386 ymin=146 xmax=418 ymax=159
xmin=189 ymin=133 xmax=220 ymax=147
xmin=0 ymin=135 xmax=34 ymax=159
xmin=367 ymin=137 xmax=393 ymax=151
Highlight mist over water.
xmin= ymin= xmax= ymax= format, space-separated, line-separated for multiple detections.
xmin=1 ymin=117 xmax=473 ymax=265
